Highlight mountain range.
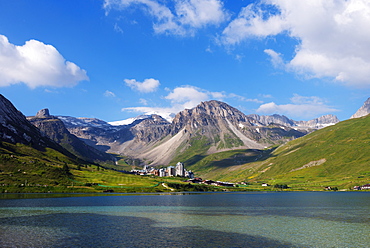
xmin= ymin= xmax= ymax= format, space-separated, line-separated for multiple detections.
xmin=1 ymin=93 xmax=370 ymax=189
xmin=58 ymin=100 xmax=339 ymax=166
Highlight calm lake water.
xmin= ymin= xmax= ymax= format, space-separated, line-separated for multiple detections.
xmin=0 ymin=192 xmax=369 ymax=247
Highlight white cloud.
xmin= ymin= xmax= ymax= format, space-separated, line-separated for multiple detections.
xmin=122 ymin=86 xmax=210 ymax=121
xmin=176 ymin=0 xmax=228 ymax=28
xmin=104 ymin=0 xmax=228 ymax=36
xmin=114 ymin=23 xmax=124 ymax=33
xmin=264 ymin=49 xmax=284 ymax=68
xmin=220 ymin=0 xmax=370 ymax=88
xmin=139 ymin=98 xmax=148 ymax=105
xmin=228 ymin=93 xmax=263 ymax=103
xmin=219 ymin=3 xmax=287 ymax=45
xmin=0 ymin=35 xmax=88 ymax=88
xmin=122 ymin=85 xmax=262 ymax=121
xmin=104 ymin=90 xmax=116 ymax=97
xmin=122 ymin=106 xmax=176 ymax=122
xmin=124 ymin=78 xmax=160 ymax=93
xmin=165 ymin=85 xmax=209 ymax=109
xmin=256 ymin=94 xmax=338 ymax=119
xmin=259 ymin=94 xmax=273 ymax=98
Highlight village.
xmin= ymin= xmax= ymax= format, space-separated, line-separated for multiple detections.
xmin=131 ymin=162 xmax=236 ymax=187
xmin=353 ymin=184 xmax=370 ymax=190
xmin=131 ymin=162 xmax=370 ymax=190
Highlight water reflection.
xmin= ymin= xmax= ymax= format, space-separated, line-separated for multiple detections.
xmin=1 ymin=213 xmax=298 ymax=248
xmin=0 ymin=192 xmax=369 ymax=247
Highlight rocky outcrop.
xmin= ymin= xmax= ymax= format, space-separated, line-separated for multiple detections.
xmin=247 ymin=114 xmax=294 ymax=127
xmin=28 ymin=109 xmax=115 ymax=164
xmin=0 ymin=94 xmax=76 ymax=158
xmin=295 ymin=114 xmax=340 ymax=129
xmin=351 ymin=97 xmax=370 ymax=119
xmin=248 ymin=113 xmax=339 ymax=130
xmin=130 ymin=115 xmax=171 ymax=143
xmin=35 ymin=108 xmax=51 ymax=118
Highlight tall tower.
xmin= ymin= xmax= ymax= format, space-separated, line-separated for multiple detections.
xmin=175 ymin=162 xmax=184 ymax=177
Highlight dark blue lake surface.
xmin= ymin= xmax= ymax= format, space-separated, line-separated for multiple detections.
xmin=0 ymin=192 xmax=369 ymax=247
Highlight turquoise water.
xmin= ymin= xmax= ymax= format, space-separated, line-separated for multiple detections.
xmin=0 ymin=192 xmax=369 ymax=247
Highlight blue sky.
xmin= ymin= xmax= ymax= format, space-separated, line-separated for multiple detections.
xmin=1 ymin=0 xmax=370 ymax=122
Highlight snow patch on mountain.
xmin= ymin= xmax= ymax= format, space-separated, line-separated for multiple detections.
xmin=109 ymin=115 xmax=151 ymax=126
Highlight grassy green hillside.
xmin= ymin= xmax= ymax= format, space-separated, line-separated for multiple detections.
xmin=181 ymin=115 xmax=370 ymax=190
xmin=169 ymin=130 xmax=253 ymax=168
xmin=0 ymin=141 xmax=82 ymax=191
xmin=0 ymin=141 xmax=215 ymax=193
xmin=251 ymin=115 xmax=370 ymax=190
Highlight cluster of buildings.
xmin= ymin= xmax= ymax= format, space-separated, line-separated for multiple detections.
xmin=353 ymin=184 xmax=370 ymax=190
xmin=131 ymin=162 xmax=237 ymax=187
xmin=186 ymin=178 xmax=235 ymax=187
xmin=131 ymin=162 xmax=194 ymax=178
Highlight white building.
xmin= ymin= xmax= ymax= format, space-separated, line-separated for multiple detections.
xmin=159 ymin=168 xmax=167 ymax=177
xmin=185 ymin=170 xmax=194 ymax=179
xmin=167 ymin=166 xmax=175 ymax=177
xmin=175 ymin=162 xmax=185 ymax=177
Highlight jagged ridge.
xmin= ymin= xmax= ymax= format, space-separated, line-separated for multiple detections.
xmin=28 ymin=109 xmax=115 ymax=163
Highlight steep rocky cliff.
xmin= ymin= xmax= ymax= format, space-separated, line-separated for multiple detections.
xmin=351 ymin=97 xmax=370 ymax=119
xmin=0 ymin=94 xmax=76 ymax=158
xmin=28 ymin=109 xmax=115 ymax=163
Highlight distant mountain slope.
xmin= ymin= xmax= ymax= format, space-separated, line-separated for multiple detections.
xmin=59 ymin=100 xmax=309 ymax=166
xmin=351 ymin=97 xmax=370 ymax=119
xmin=60 ymin=114 xmax=170 ymax=155
xmin=28 ymin=109 xmax=115 ymax=164
xmin=248 ymin=114 xmax=339 ymax=129
xmin=140 ymin=100 xmax=307 ymax=165
xmin=205 ymin=114 xmax=370 ymax=189
xmin=0 ymin=94 xmax=74 ymax=157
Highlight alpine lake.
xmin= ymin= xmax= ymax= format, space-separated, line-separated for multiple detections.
xmin=0 ymin=191 xmax=369 ymax=248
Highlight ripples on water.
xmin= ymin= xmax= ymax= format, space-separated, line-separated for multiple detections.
xmin=0 ymin=192 xmax=369 ymax=247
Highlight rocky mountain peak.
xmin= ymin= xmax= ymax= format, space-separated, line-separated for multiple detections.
xmin=195 ymin=100 xmax=242 ymax=118
xmin=35 ymin=108 xmax=51 ymax=118
xmin=247 ymin=114 xmax=294 ymax=126
xmin=133 ymin=114 xmax=169 ymax=126
xmin=311 ymin=114 xmax=339 ymax=124
xmin=0 ymin=94 xmax=73 ymax=154
xmin=171 ymin=100 xmax=252 ymax=131
xmin=28 ymin=109 xmax=115 ymax=163
xmin=351 ymin=97 xmax=370 ymax=119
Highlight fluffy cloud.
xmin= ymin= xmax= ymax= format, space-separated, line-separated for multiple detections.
xmin=256 ymin=94 xmax=338 ymax=119
xmin=0 ymin=35 xmax=88 ymax=88
xmin=104 ymin=0 xmax=228 ymax=36
xmin=124 ymin=78 xmax=160 ymax=93
xmin=123 ymin=106 xmax=176 ymax=122
xmin=220 ymin=0 xmax=370 ymax=87
xmin=122 ymin=85 xmax=260 ymax=121
xmin=220 ymin=3 xmax=287 ymax=45
xmin=164 ymin=86 xmax=209 ymax=109
xmin=122 ymin=85 xmax=212 ymax=121
xmin=264 ymin=49 xmax=284 ymax=68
